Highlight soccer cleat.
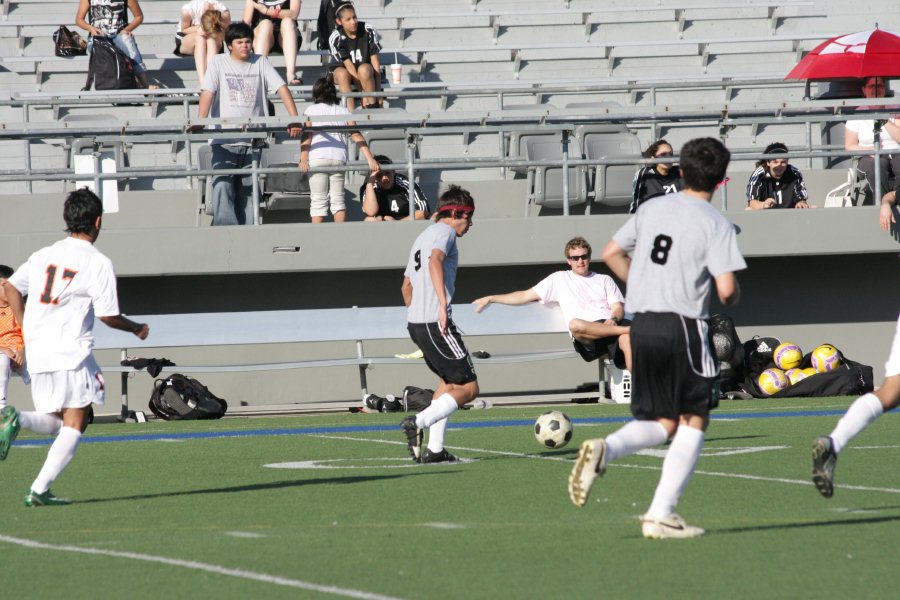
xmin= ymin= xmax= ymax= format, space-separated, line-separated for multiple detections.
xmin=420 ymin=448 xmax=457 ymax=464
xmin=24 ymin=489 xmax=72 ymax=507
xmin=400 ymin=416 xmax=423 ymax=462
xmin=568 ymin=438 xmax=607 ymax=507
xmin=641 ymin=513 xmax=705 ymax=539
xmin=0 ymin=406 xmax=21 ymax=461
xmin=811 ymin=435 xmax=837 ymax=498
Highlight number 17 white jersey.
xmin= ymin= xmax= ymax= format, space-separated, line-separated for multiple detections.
xmin=8 ymin=237 xmax=120 ymax=373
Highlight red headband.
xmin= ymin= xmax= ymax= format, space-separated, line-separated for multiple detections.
xmin=437 ymin=204 xmax=475 ymax=215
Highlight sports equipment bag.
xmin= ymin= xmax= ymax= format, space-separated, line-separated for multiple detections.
xmin=83 ymin=36 xmax=137 ymax=91
xmin=709 ymin=313 xmax=744 ymax=392
xmin=149 ymin=374 xmax=227 ymax=420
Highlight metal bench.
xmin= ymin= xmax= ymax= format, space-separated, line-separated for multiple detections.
xmin=92 ymin=302 xmax=623 ymax=419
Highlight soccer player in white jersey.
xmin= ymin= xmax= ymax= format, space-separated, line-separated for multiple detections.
xmin=0 ymin=188 xmax=149 ymax=506
xmin=568 ymin=138 xmax=746 ymax=539
xmin=399 ymin=186 xmax=478 ymax=464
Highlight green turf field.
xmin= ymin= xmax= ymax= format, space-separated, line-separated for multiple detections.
xmin=2 ymin=397 xmax=899 ymax=599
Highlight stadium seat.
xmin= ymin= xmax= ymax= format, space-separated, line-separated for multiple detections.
xmin=260 ymin=143 xmax=310 ymax=212
xmin=584 ymin=130 xmax=642 ymax=209
xmin=523 ymin=135 xmax=589 ymax=214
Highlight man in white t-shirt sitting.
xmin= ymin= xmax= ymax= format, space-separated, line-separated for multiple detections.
xmin=473 ymin=236 xmax=631 ymax=370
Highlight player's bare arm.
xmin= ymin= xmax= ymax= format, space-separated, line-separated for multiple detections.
xmin=472 ymin=289 xmax=540 ymax=313
xmin=100 ymin=315 xmax=150 ymax=340
xmin=714 ymin=272 xmax=740 ymax=306
xmin=880 ymin=189 xmax=896 ymax=231
xmin=429 ymin=249 xmax=449 ymax=334
xmin=601 ymin=240 xmax=631 ymax=282
xmin=1 ymin=280 xmax=25 ymax=326
xmin=401 ymin=276 xmax=413 ymax=308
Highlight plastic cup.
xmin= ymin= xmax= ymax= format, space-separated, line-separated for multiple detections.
xmin=390 ymin=63 xmax=402 ymax=84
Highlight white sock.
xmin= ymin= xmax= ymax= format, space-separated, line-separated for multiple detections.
xmin=19 ymin=411 xmax=63 ymax=436
xmin=415 ymin=394 xmax=458 ymax=429
xmin=830 ymin=393 xmax=884 ymax=454
xmin=605 ymin=420 xmax=669 ymax=463
xmin=646 ymin=425 xmax=705 ymax=519
xmin=427 ymin=417 xmax=448 ymax=453
xmin=30 ymin=426 xmax=81 ymax=494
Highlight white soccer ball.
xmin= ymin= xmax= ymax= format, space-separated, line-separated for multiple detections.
xmin=533 ymin=411 xmax=573 ymax=449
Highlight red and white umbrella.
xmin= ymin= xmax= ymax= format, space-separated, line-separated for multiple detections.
xmin=785 ymin=28 xmax=900 ymax=80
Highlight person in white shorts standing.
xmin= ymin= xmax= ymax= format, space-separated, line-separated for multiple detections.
xmin=811 ymin=314 xmax=900 ymax=497
xmin=0 ymin=188 xmax=149 ymax=507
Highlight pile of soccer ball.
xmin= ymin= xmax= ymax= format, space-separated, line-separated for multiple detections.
xmin=757 ymin=342 xmax=842 ymax=396
xmin=533 ymin=410 xmax=573 ymax=449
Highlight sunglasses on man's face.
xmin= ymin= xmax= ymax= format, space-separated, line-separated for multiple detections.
xmin=568 ymin=254 xmax=590 ymax=262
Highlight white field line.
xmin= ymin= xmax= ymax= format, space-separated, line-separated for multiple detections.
xmin=0 ymin=534 xmax=404 ymax=600
xmin=314 ymin=434 xmax=900 ymax=495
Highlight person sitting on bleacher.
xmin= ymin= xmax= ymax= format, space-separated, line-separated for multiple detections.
xmin=316 ymin=0 xmax=346 ymax=52
xmin=243 ymin=0 xmax=302 ymax=86
xmin=76 ymin=0 xmax=153 ymax=89
xmin=630 ymin=139 xmax=683 ymax=213
xmin=746 ymin=142 xmax=810 ymax=210
xmin=845 ymin=76 xmax=900 ymax=200
xmin=360 ymin=156 xmax=430 ymax=221
xmin=328 ymin=2 xmax=382 ymax=110
xmin=175 ymin=1 xmax=231 ymax=86
xmin=473 ymin=236 xmax=632 ymax=371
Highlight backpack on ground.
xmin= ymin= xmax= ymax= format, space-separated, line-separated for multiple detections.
xmin=149 ymin=373 xmax=227 ymax=420
xmin=742 ymin=335 xmax=782 ymax=379
xmin=83 ymin=36 xmax=137 ymax=91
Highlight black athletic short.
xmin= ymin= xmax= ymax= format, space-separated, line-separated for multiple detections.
xmin=407 ymin=320 xmax=477 ymax=385
xmin=630 ymin=312 xmax=718 ymax=421
xmin=572 ymin=318 xmax=630 ymax=368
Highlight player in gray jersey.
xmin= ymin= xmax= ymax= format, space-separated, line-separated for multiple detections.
xmin=568 ymin=138 xmax=746 ymax=539
xmin=399 ymin=186 xmax=479 ymax=464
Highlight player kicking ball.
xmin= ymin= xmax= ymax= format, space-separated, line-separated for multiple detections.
xmin=0 ymin=188 xmax=149 ymax=506
xmin=567 ymin=138 xmax=746 ymax=539
xmin=399 ymin=186 xmax=478 ymax=464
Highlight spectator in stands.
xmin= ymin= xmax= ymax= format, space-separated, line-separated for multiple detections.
xmin=243 ymin=0 xmax=302 ymax=86
xmin=300 ymin=75 xmax=379 ymax=223
xmin=473 ymin=236 xmax=632 ymax=371
xmin=845 ymin=76 xmax=900 ymax=199
xmin=360 ymin=156 xmax=430 ymax=221
xmin=76 ymin=0 xmax=154 ymax=89
xmin=746 ymin=142 xmax=810 ymax=210
xmin=175 ymin=1 xmax=231 ymax=86
xmin=630 ymin=139 xmax=683 ymax=213
xmin=196 ymin=22 xmax=302 ymax=226
xmin=0 ymin=265 xmax=29 ymax=410
xmin=316 ymin=0 xmax=346 ymax=51
xmin=328 ymin=2 xmax=383 ymax=110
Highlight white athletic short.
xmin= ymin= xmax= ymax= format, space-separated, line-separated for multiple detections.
xmin=886 ymin=314 xmax=900 ymax=378
xmin=30 ymin=355 xmax=105 ymax=413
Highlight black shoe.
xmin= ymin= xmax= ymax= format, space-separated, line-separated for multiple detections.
xmin=811 ymin=435 xmax=837 ymax=498
xmin=420 ymin=448 xmax=457 ymax=463
xmin=400 ymin=416 xmax=423 ymax=461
